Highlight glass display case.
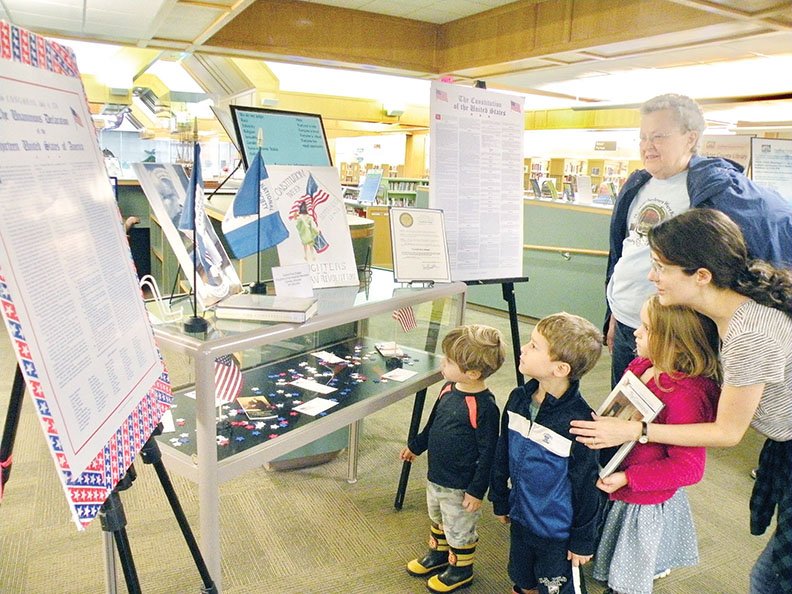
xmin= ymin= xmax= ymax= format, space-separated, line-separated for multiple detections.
xmin=148 ymin=269 xmax=467 ymax=586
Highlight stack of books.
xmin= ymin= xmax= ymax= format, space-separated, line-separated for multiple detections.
xmin=214 ymin=294 xmax=318 ymax=323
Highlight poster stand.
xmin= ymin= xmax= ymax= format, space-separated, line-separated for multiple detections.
xmin=0 ymin=365 xmax=24 ymax=499
xmin=394 ymin=298 xmax=445 ymax=510
xmin=0 ymin=374 xmax=217 ymax=593
xmin=465 ymin=277 xmax=529 ymax=387
xmin=97 ymin=424 xmax=217 ymax=594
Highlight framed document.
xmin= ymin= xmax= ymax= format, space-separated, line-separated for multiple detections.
xmin=390 ymin=207 xmax=451 ymax=283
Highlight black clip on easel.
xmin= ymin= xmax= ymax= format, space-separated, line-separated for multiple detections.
xmin=99 ymin=423 xmax=217 ymax=594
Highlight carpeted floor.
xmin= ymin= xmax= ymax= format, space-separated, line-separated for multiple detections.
xmin=0 ymin=304 xmax=769 ymax=593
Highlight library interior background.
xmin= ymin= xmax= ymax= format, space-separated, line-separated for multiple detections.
xmin=0 ymin=1 xmax=791 ymax=593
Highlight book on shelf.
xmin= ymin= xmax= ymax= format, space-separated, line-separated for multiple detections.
xmin=214 ymin=293 xmax=318 ymax=323
xmin=236 ymin=395 xmax=278 ymax=420
xmin=596 ymin=370 xmax=665 ymax=478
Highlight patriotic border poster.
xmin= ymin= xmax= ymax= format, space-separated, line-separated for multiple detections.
xmin=0 ymin=22 xmax=172 ymax=528
xmin=429 ymin=81 xmax=525 ymax=281
xmin=268 ymin=165 xmax=358 ymax=288
xmin=133 ymin=162 xmax=243 ymax=306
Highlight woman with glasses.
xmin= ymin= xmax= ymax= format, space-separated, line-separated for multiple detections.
xmin=574 ymin=208 xmax=792 ymax=594
xmin=604 ymin=93 xmax=792 ymax=387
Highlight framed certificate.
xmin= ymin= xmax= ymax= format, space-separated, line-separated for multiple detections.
xmin=390 ymin=207 xmax=451 ymax=283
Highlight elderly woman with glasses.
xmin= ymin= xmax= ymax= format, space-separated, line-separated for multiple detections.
xmin=604 ymin=93 xmax=792 ymax=388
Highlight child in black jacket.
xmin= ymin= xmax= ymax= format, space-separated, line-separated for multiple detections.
xmin=401 ymin=324 xmax=506 ymax=593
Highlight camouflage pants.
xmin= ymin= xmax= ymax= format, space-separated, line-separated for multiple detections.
xmin=426 ymin=481 xmax=481 ymax=548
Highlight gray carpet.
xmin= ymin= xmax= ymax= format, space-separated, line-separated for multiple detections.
xmin=0 ymin=305 xmax=770 ymax=593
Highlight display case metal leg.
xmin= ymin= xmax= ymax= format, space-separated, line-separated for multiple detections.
xmin=347 ymin=420 xmax=361 ymax=483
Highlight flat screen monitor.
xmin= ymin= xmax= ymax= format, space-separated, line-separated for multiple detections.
xmin=229 ymin=105 xmax=332 ymax=168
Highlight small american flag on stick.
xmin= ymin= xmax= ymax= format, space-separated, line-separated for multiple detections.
xmin=392 ymin=306 xmax=418 ymax=333
xmin=214 ymin=354 xmax=244 ymax=403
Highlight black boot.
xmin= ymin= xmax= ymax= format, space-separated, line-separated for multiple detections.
xmin=407 ymin=524 xmax=449 ymax=576
xmin=426 ymin=541 xmax=476 ymax=592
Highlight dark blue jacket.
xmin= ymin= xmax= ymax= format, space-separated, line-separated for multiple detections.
xmin=489 ymin=379 xmax=603 ymax=556
xmin=607 ymin=155 xmax=792 ymax=289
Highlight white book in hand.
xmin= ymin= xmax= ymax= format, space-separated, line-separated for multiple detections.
xmin=597 ymin=370 xmax=665 ymax=478
xmin=214 ymin=294 xmax=318 ymax=323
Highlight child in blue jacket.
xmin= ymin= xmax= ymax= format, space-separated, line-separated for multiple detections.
xmin=490 ymin=312 xmax=604 ymax=594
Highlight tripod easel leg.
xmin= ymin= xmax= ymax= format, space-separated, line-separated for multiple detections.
xmin=0 ymin=365 xmax=25 ymax=499
xmin=501 ymin=281 xmax=524 ymax=386
xmin=99 ymin=475 xmax=142 ymax=594
xmin=394 ymin=387 xmax=428 ymax=510
xmin=140 ymin=425 xmax=217 ymax=594
xmin=102 ymin=532 xmax=119 ymax=594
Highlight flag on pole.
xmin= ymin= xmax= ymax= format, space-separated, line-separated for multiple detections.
xmin=221 ymin=148 xmax=289 ymax=259
xmin=178 ymin=143 xmax=204 ymax=234
xmin=392 ymin=306 xmax=418 ymax=332
xmin=214 ymin=354 xmax=244 ymax=403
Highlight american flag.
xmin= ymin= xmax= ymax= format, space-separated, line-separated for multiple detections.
xmin=435 ymin=89 xmax=448 ymax=102
xmin=70 ymin=106 xmax=84 ymax=127
xmin=214 ymin=354 xmax=244 ymax=403
xmin=288 ymin=173 xmax=331 ymax=222
xmin=392 ymin=306 xmax=418 ymax=332
xmin=510 ymin=100 xmax=522 ymax=113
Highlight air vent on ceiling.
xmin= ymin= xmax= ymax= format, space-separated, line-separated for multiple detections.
xmin=182 ymin=54 xmax=255 ymax=98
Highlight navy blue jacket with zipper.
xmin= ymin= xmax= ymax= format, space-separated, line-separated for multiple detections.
xmin=489 ymin=379 xmax=603 ymax=556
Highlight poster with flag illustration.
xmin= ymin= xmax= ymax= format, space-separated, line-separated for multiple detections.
xmin=221 ymin=148 xmax=289 ymax=259
xmin=0 ymin=22 xmax=172 ymax=528
xmin=133 ymin=160 xmax=242 ymax=307
xmin=267 ymin=165 xmax=358 ymax=288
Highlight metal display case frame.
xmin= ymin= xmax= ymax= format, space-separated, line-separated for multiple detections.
xmin=150 ymin=270 xmax=467 ymax=589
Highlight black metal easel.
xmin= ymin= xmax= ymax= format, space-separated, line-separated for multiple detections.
xmin=99 ymin=423 xmax=217 ymax=594
xmin=1 ymin=372 xmax=216 ymax=593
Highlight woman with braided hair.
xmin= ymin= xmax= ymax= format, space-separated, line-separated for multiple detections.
xmin=571 ymin=208 xmax=792 ymax=593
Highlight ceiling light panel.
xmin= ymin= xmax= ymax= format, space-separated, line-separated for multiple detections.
xmin=160 ymin=3 xmax=225 ymax=42
xmin=85 ymin=0 xmax=169 ymax=38
xmin=4 ymin=0 xmax=83 ymax=33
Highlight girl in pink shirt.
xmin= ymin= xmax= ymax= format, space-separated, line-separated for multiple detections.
xmin=593 ymin=295 xmax=720 ymax=594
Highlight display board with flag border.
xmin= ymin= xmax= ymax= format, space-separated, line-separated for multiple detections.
xmin=0 ymin=22 xmax=172 ymax=529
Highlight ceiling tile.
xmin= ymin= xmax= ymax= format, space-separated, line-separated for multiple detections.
xmin=157 ymin=5 xmax=224 ymax=43
xmin=299 ymin=0 xmax=375 ymax=9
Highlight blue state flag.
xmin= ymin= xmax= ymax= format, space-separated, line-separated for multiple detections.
xmin=178 ymin=143 xmax=203 ymax=233
xmin=222 ymin=149 xmax=289 ymax=259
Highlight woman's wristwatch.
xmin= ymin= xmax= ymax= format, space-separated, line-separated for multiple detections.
xmin=638 ymin=421 xmax=649 ymax=444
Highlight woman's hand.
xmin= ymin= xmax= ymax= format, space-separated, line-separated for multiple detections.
xmin=597 ymin=472 xmax=628 ymax=494
xmin=569 ymin=414 xmax=641 ymax=449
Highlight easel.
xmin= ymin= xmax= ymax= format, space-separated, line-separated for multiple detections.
xmin=392 ymin=276 xmax=528 ymax=510
xmin=464 ymin=276 xmax=530 ymax=387
xmin=0 ymin=367 xmax=217 ymax=593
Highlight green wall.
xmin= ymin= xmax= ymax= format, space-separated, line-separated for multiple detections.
xmin=467 ymin=201 xmax=611 ymax=327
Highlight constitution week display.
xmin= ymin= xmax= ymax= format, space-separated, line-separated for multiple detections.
xmin=0 ymin=23 xmax=171 ymax=528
